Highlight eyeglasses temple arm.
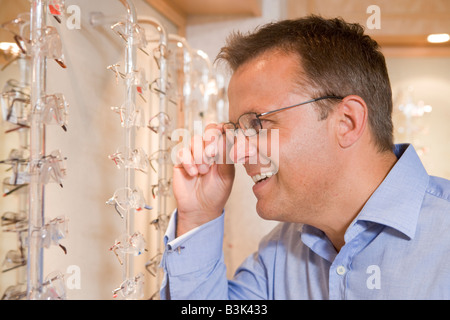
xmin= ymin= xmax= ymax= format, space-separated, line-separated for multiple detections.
xmin=257 ymin=95 xmax=344 ymax=118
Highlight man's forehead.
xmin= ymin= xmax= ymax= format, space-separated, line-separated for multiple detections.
xmin=227 ymin=52 xmax=303 ymax=121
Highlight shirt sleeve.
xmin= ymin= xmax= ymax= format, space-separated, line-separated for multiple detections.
xmin=159 ymin=209 xmax=229 ymax=299
xmin=159 ymin=209 xmax=273 ymax=300
xmin=160 ymin=211 xmax=274 ymax=300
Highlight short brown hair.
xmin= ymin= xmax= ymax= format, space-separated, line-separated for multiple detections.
xmin=216 ymin=15 xmax=394 ymax=152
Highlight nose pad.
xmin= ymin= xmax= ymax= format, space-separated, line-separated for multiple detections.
xmin=228 ymin=129 xmax=257 ymax=164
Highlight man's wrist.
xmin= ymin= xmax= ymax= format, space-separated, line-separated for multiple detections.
xmin=176 ymin=209 xmax=223 ymax=237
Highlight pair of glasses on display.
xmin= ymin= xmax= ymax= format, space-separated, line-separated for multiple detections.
xmin=151 ymin=43 xmax=169 ymax=71
xmin=2 ymin=230 xmax=27 ymax=273
xmin=107 ymin=63 xmax=148 ymax=102
xmin=0 ymin=13 xmax=66 ymax=68
xmin=106 ymin=186 xmax=152 ymax=219
xmin=2 ymin=177 xmax=28 ymax=197
xmin=1 ymin=79 xmax=31 ymax=127
xmin=109 ymin=147 xmax=171 ymax=174
xmin=1 ymin=88 xmax=69 ymax=132
xmin=39 ymin=216 xmax=68 ymax=254
xmin=109 ymin=146 xmax=151 ymax=173
xmin=0 ymin=148 xmax=30 ymax=186
xmin=149 ymin=77 xmax=177 ymax=106
xmin=151 ymin=178 xmax=172 ymax=200
xmin=1 ymin=211 xmax=27 ymax=232
xmin=147 ymin=111 xmax=173 ymax=140
xmin=32 ymin=271 xmax=67 ymax=300
xmin=111 ymin=21 xmax=148 ymax=56
xmin=109 ymin=231 xmax=147 ymax=266
xmin=145 ymin=252 xmax=162 ymax=277
xmin=34 ymin=93 xmax=69 ymax=132
xmin=1 ymin=284 xmax=27 ymax=300
xmin=149 ymin=214 xmax=169 ymax=231
xmin=110 ymin=101 xmax=145 ymax=129
xmin=112 ymin=272 xmax=144 ymax=300
xmin=33 ymin=150 xmax=67 ymax=188
xmin=2 ymin=150 xmax=66 ymax=196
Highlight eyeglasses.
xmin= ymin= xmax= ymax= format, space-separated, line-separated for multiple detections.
xmin=110 ymin=101 xmax=145 ymax=129
xmin=109 ymin=146 xmax=150 ymax=173
xmin=107 ymin=63 xmax=148 ymax=102
xmin=35 ymin=26 xmax=66 ymax=68
xmin=38 ymin=271 xmax=67 ymax=300
xmin=109 ymin=232 xmax=147 ymax=266
xmin=40 ymin=216 xmax=68 ymax=254
xmin=3 ymin=177 xmax=28 ymax=197
xmin=149 ymin=77 xmax=177 ymax=105
xmin=1 ymin=211 xmax=27 ymax=232
xmin=34 ymin=150 xmax=67 ymax=188
xmin=151 ymin=178 xmax=172 ymax=199
xmin=224 ymin=96 xmax=343 ymax=137
xmin=1 ymin=80 xmax=31 ymax=126
xmin=112 ymin=272 xmax=144 ymax=299
xmin=2 ymin=230 xmax=27 ymax=273
xmin=34 ymin=93 xmax=69 ymax=132
xmin=148 ymin=149 xmax=171 ymax=173
xmin=150 ymin=214 xmax=169 ymax=231
xmin=111 ymin=21 xmax=148 ymax=56
xmin=1 ymin=15 xmax=66 ymax=69
xmin=147 ymin=112 xmax=172 ymax=139
xmin=0 ymin=148 xmax=30 ymax=185
xmin=1 ymin=284 xmax=27 ymax=300
xmin=106 ymin=186 xmax=152 ymax=219
xmin=145 ymin=252 xmax=162 ymax=277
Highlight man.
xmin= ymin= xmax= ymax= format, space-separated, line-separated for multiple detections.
xmin=160 ymin=16 xmax=450 ymax=299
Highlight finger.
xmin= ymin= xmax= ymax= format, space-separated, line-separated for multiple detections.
xmin=203 ymin=123 xmax=223 ymax=163
xmin=175 ymin=146 xmax=198 ymax=176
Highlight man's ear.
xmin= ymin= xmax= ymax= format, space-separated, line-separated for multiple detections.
xmin=334 ymin=95 xmax=368 ymax=149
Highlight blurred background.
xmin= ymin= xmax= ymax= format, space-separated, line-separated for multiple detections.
xmin=0 ymin=0 xmax=449 ymax=299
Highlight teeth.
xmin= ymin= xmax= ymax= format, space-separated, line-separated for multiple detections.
xmin=252 ymin=172 xmax=275 ymax=183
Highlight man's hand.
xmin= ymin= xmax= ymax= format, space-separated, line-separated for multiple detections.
xmin=173 ymin=123 xmax=235 ymax=236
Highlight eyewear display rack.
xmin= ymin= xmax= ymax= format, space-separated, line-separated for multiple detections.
xmin=0 ymin=45 xmax=31 ymax=299
xmin=0 ymin=0 xmax=69 ymax=300
xmin=91 ymin=0 xmax=169 ymax=299
xmin=92 ymin=0 xmax=227 ymax=298
xmin=1 ymin=0 xmax=226 ymax=300
xmin=27 ymin=0 xmax=69 ymax=300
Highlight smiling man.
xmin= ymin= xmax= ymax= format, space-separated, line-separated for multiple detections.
xmin=160 ymin=16 xmax=450 ymax=299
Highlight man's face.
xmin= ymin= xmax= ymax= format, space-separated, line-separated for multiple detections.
xmin=227 ymin=51 xmax=340 ymax=223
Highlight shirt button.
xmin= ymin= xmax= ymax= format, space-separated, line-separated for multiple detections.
xmin=336 ymin=266 xmax=346 ymax=275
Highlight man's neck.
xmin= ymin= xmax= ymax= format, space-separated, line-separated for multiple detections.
xmin=318 ymin=149 xmax=398 ymax=252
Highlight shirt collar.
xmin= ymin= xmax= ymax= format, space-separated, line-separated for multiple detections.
xmin=348 ymin=143 xmax=429 ymax=240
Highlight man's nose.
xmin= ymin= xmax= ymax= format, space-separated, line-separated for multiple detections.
xmin=228 ymin=129 xmax=258 ymax=164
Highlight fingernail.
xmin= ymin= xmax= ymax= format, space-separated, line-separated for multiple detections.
xmin=189 ymin=167 xmax=198 ymax=176
xmin=205 ymin=144 xmax=217 ymax=157
xmin=198 ymin=164 xmax=209 ymax=174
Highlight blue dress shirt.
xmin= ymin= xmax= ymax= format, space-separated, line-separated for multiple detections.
xmin=160 ymin=144 xmax=450 ymax=299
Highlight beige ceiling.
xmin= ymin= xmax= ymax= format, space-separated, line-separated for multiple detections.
xmin=286 ymin=0 xmax=450 ymax=55
xmin=147 ymin=0 xmax=450 ymax=56
xmin=1 ymin=0 xmax=448 ymax=57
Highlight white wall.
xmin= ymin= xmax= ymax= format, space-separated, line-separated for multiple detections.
xmin=387 ymin=56 xmax=450 ymax=179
